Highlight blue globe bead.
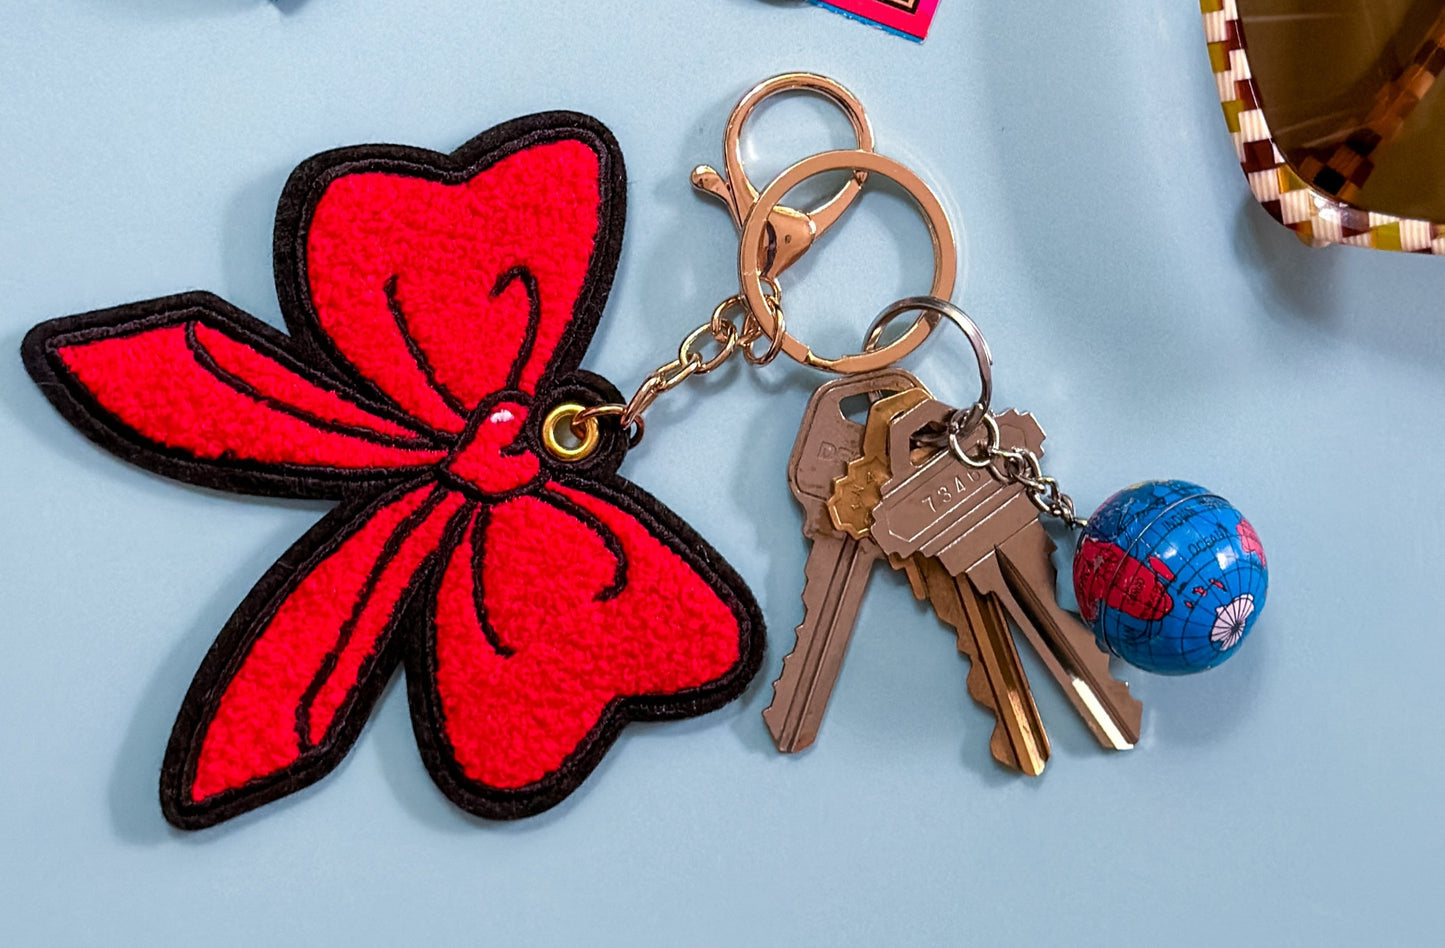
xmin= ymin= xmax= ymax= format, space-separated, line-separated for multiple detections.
xmin=1072 ymin=480 xmax=1268 ymax=675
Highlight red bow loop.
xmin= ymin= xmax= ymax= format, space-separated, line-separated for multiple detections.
xmin=304 ymin=139 xmax=605 ymax=433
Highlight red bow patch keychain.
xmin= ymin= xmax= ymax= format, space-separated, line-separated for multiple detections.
xmin=22 ymin=113 xmax=764 ymax=827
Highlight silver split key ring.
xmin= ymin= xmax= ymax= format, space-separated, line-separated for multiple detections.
xmin=864 ymin=295 xmax=993 ymax=455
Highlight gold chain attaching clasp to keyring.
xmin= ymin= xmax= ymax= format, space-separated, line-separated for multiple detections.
xmin=550 ymin=71 xmax=958 ymax=462
xmin=567 ymin=275 xmax=787 ymax=449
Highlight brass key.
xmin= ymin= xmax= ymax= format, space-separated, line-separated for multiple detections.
xmin=763 ymin=369 xmax=925 ymax=752
xmin=871 ymin=398 xmax=1143 ymax=752
xmin=842 ymin=394 xmax=1049 ymax=775
xmin=913 ymin=556 xmax=1049 ymax=775
xmin=829 ymin=386 xmax=933 ymax=539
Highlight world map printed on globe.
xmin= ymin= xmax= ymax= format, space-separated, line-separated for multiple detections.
xmin=1073 ymin=480 xmax=1269 ymax=675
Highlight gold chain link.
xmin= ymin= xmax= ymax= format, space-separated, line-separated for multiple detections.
xmin=573 ymin=278 xmax=785 ymax=446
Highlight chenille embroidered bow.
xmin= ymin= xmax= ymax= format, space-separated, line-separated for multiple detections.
xmin=23 ymin=114 xmax=763 ymax=828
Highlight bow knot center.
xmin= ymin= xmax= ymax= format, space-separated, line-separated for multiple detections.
xmin=442 ymin=400 xmax=542 ymax=497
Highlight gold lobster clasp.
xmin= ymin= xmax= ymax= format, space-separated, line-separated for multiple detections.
xmin=691 ymin=72 xmax=875 ymax=281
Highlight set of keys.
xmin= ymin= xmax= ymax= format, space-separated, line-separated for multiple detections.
xmin=600 ymin=71 xmax=1267 ymax=769
xmin=764 ymin=336 xmax=1143 ymax=773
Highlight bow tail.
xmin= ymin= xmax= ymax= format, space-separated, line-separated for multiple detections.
xmin=406 ymin=481 xmax=761 ymax=820
xmin=162 ymin=481 xmax=468 ymax=828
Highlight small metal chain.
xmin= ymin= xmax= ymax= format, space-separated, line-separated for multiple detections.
xmin=574 ymin=279 xmax=785 ymax=446
xmin=945 ymin=408 xmax=1088 ymax=529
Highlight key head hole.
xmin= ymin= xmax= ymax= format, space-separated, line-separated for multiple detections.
xmin=839 ymin=393 xmax=873 ymax=423
xmin=910 ymin=421 xmax=947 ymax=465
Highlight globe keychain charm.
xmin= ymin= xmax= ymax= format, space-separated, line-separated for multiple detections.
xmin=1074 ymin=481 xmax=1267 ymax=674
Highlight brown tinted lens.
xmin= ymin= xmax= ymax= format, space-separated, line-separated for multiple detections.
xmin=1237 ymin=0 xmax=1445 ymax=221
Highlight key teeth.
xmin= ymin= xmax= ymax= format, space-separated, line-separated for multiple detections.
xmin=764 ymin=636 xmax=833 ymax=753
xmin=763 ymin=643 xmax=812 ymax=753
xmin=958 ymin=638 xmax=1047 ymax=774
xmin=904 ymin=558 xmax=1051 ymax=777
xmin=762 ymin=630 xmax=817 ymax=753
xmin=961 ymin=658 xmax=997 ymax=709
xmin=957 ymin=630 xmax=1050 ymax=773
xmin=763 ymin=534 xmax=871 ymax=755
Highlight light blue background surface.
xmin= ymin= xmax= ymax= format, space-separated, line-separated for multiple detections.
xmin=3 ymin=1 xmax=1443 ymax=945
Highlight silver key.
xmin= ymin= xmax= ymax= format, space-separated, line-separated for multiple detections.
xmin=763 ymin=370 xmax=925 ymax=752
xmin=870 ymin=398 xmax=1143 ymax=751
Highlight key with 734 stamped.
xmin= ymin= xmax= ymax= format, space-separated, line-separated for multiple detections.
xmin=831 ymin=391 xmax=1049 ymax=775
xmin=869 ymin=397 xmax=1144 ymax=755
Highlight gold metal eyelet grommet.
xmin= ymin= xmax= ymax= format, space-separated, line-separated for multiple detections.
xmin=541 ymin=402 xmax=601 ymax=462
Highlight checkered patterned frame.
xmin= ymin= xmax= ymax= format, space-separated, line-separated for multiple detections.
xmin=1202 ymin=0 xmax=1445 ymax=254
